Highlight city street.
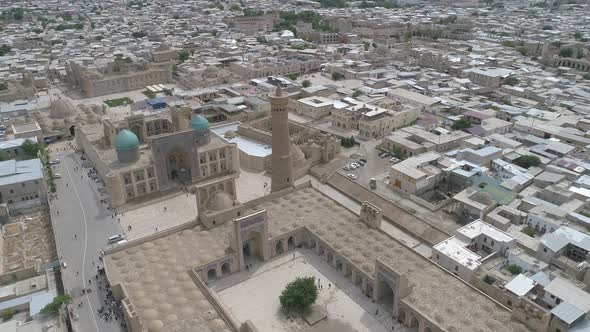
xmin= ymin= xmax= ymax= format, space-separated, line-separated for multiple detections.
xmin=48 ymin=144 xmax=124 ymax=332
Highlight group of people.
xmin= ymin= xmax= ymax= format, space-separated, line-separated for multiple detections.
xmin=96 ymin=266 xmax=126 ymax=330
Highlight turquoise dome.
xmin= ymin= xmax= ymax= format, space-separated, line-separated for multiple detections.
xmin=190 ymin=114 xmax=209 ymax=132
xmin=114 ymin=129 xmax=139 ymax=151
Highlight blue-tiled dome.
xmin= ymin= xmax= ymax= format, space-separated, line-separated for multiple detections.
xmin=190 ymin=114 xmax=209 ymax=132
xmin=114 ymin=129 xmax=139 ymax=151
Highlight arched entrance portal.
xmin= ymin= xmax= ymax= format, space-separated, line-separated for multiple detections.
xmin=377 ymin=280 xmax=394 ymax=312
xmin=408 ymin=315 xmax=419 ymax=331
xmin=221 ymin=263 xmax=231 ymax=277
xmin=398 ymin=308 xmax=407 ymax=324
xmin=242 ymin=231 xmax=264 ymax=266
xmin=275 ymin=241 xmax=284 ymax=256
xmin=207 ymin=268 xmax=217 ymax=283
xmin=167 ymin=148 xmax=190 ymax=181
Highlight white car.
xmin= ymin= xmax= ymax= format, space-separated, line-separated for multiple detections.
xmin=54 ymin=174 xmax=62 ymax=179
xmin=49 ymin=159 xmax=60 ymax=165
xmin=347 ymin=173 xmax=358 ymax=180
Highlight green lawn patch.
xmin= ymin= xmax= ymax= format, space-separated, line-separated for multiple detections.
xmin=104 ymin=97 xmax=133 ymax=107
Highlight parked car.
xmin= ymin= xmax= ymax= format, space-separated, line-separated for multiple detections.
xmin=108 ymin=234 xmax=124 ymax=244
xmin=54 ymin=173 xmax=62 ymax=179
xmin=347 ymin=173 xmax=358 ymax=180
xmin=359 ymin=158 xmax=367 ymax=163
xmin=49 ymin=159 xmax=60 ymax=165
xmin=389 ymin=157 xmax=399 ymax=163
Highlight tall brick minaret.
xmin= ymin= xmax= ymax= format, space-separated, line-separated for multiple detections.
xmin=270 ymin=87 xmax=293 ymax=192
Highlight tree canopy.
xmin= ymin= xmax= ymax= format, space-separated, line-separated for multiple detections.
xmin=504 ymin=76 xmax=519 ymax=86
xmin=22 ymin=139 xmax=40 ymax=158
xmin=0 ymin=45 xmax=9 ymax=56
xmin=331 ymin=72 xmax=344 ymax=81
xmin=178 ymin=50 xmax=190 ymax=62
xmin=40 ymin=294 xmax=71 ymax=316
xmin=513 ymin=155 xmax=541 ymax=169
xmin=279 ymin=277 xmax=318 ymax=311
xmin=340 ymin=136 xmax=356 ymax=147
xmin=302 ymin=80 xmax=311 ymax=88
xmin=559 ymin=48 xmax=573 ymax=58
xmin=452 ymin=117 xmax=472 ymax=130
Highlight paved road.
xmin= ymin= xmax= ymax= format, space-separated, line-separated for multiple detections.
xmin=49 ymin=145 xmax=125 ymax=332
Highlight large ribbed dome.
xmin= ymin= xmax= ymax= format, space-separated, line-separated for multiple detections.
xmin=190 ymin=115 xmax=209 ymax=132
xmin=115 ymin=129 xmax=139 ymax=151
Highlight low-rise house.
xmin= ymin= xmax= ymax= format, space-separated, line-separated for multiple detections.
xmin=0 ymin=159 xmax=46 ymax=211
xmin=382 ymin=125 xmax=471 ymax=158
xmin=433 ymin=219 xmax=517 ymax=281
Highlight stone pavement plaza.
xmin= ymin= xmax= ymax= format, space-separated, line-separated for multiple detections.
xmin=217 ymin=249 xmax=395 ymax=332
xmin=120 ymin=168 xmax=269 ymax=241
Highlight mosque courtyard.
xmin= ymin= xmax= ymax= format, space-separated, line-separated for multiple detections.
xmin=215 ymin=249 xmax=400 ymax=332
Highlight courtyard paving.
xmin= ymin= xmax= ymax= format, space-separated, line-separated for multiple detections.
xmin=216 ymin=249 xmax=408 ymax=332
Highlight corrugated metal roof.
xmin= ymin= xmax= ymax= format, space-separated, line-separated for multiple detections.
xmin=551 ymin=302 xmax=585 ymax=325
xmin=541 ymin=226 xmax=590 ymax=253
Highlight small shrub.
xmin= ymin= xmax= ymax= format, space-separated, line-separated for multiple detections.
xmin=506 ymin=264 xmax=522 ymax=275
xmin=521 ymin=226 xmax=536 ymax=238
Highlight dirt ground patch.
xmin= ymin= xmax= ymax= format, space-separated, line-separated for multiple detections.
xmin=2 ymin=210 xmax=58 ymax=273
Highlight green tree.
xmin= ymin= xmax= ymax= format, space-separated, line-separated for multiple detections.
xmin=340 ymin=136 xmax=356 ymax=148
xmin=279 ymin=277 xmax=318 ymax=311
xmin=363 ymin=41 xmax=369 ymax=51
xmin=40 ymin=294 xmax=71 ymax=316
xmin=331 ymin=72 xmax=344 ymax=81
xmin=0 ymin=44 xmax=11 ymax=56
xmin=513 ymin=155 xmax=541 ymax=169
xmin=574 ymin=31 xmax=583 ymax=40
xmin=559 ymin=48 xmax=573 ymax=58
xmin=287 ymin=73 xmax=298 ymax=81
xmin=243 ymin=8 xmax=264 ymax=16
xmin=583 ymin=73 xmax=590 ymax=80
xmin=352 ymin=90 xmax=363 ymax=98
xmin=178 ymin=50 xmax=190 ymax=62
xmin=521 ymin=226 xmax=536 ymax=238
xmin=452 ymin=117 xmax=472 ymax=130
xmin=506 ymin=264 xmax=522 ymax=275
xmin=541 ymin=25 xmax=553 ymax=30
xmin=302 ymin=80 xmax=311 ymax=88
xmin=504 ymin=76 xmax=519 ymax=86
xmin=516 ymin=47 xmax=528 ymax=56
xmin=22 ymin=139 xmax=39 ymax=158
xmin=0 ymin=150 xmax=9 ymax=161
xmin=13 ymin=9 xmax=24 ymax=20
xmin=0 ymin=309 xmax=13 ymax=321
xmin=131 ymin=31 xmax=146 ymax=39
xmin=230 ymin=4 xmax=241 ymax=11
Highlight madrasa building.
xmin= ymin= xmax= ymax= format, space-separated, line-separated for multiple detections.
xmin=75 ymin=108 xmax=240 ymax=208
xmin=102 ymin=88 xmax=535 ymax=332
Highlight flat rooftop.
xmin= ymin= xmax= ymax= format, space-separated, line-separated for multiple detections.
xmin=457 ymin=220 xmax=514 ymax=243
xmin=211 ymin=122 xmax=271 ymax=157
xmin=433 ymin=236 xmax=481 ymax=270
